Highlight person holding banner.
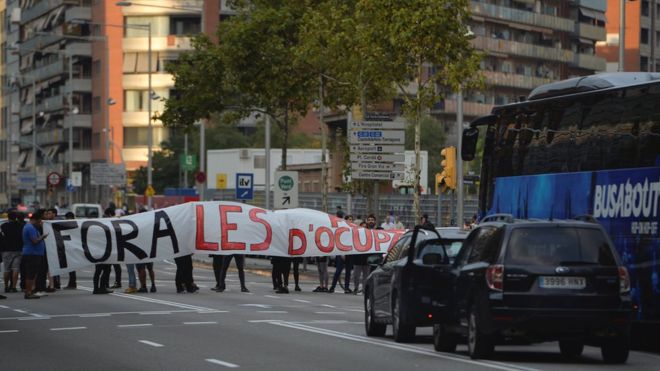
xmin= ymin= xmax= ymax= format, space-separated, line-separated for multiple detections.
xmin=272 ymin=256 xmax=291 ymax=294
xmin=217 ymin=254 xmax=249 ymax=293
xmin=92 ymin=208 xmax=114 ymax=295
xmin=22 ymin=211 xmax=48 ymax=299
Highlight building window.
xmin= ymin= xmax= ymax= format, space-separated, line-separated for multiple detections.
xmin=642 ymin=1 xmax=650 ymax=17
xmin=123 ymin=52 xmax=163 ymax=73
xmin=253 ymin=155 xmax=265 ymax=169
xmin=124 ymin=89 xmax=168 ymax=112
xmin=169 ymin=16 xmax=201 ymax=35
xmin=123 ymin=127 xmax=170 ymax=147
xmin=124 ymin=16 xmax=170 ymax=37
xmin=641 ymin=57 xmax=649 ymax=71
xmin=641 ymin=28 xmax=649 ymax=45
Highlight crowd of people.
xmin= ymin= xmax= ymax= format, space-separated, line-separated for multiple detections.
xmin=0 ymin=204 xmax=412 ymax=299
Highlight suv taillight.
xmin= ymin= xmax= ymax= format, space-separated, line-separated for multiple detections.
xmin=618 ymin=266 xmax=630 ymax=294
xmin=486 ymin=264 xmax=504 ymax=291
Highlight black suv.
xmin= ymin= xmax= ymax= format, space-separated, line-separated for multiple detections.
xmin=432 ymin=219 xmax=632 ymax=363
xmin=364 ymin=226 xmax=467 ymax=342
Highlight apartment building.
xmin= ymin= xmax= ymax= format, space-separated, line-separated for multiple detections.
xmin=0 ymin=0 xmax=231 ymax=208
xmin=431 ymin=0 xmax=607 ymax=141
xmin=597 ymin=0 xmax=660 ymax=72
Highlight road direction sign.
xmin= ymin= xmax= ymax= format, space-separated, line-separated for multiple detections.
xmin=90 ymin=163 xmax=126 ymax=186
xmin=349 ymin=144 xmax=405 ymax=153
xmin=353 ymin=171 xmax=404 ymax=180
xmin=16 ymin=171 xmax=36 ymax=190
xmin=348 ymin=129 xmax=405 ymax=145
xmin=235 ymin=173 xmax=254 ymax=200
xmin=348 ymin=121 xmax=405 ymax=130
xmin=349 ymin=153 xmax=405 ymax=162
xmin=71 ymin=171 xmax=82 ymax=187
xmin=274 ymin=171 xmax=298 ymax=209
xmin=179 ymin=154 xmax=198 ymax=171
xmin=351 ymin=162 xmax=405 ymax=171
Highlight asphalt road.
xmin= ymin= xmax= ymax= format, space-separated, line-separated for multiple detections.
xmin=1 ymin=260 xmax=659 ymax=371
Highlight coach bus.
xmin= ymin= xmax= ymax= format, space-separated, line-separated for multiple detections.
xmin=461 ymin=73 xmax=660 ymax=331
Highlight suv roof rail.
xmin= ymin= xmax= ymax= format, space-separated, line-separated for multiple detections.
xmin=480 ymin=213 xmax=515 ymax=224
xmin=573 ymin=214 xmax=599 ymax=223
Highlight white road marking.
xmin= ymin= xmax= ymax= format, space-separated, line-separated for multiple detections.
xmin=183 ymin=321 xmax=218 ymax=325
xmin=205 ymin=358 xmax=239 ymax=368
xmin=270 ymin=322 xmax=542 ymax=371
xmin=320 ymin=304 xmax=336 ymax=308
xmin=79 ymin=314 xmax=111 ymax=318
xmin=0 ymin=305 xmax=8 ymax=309
xmin=118 ymin=324 xmax=153 ymax=328
xmin=264 ymin=295 xmax=280 ymax=299
xmin=77 ymin=285 xmax=216 ymax=311
xmin=51 ymin=327 xmax=87 ymax=331
xmin=14 ymin=309 xmax=27 ymax=314
xmin=1 ymin=309 xmax=222 ymax=322
xmin=239 ymin=304 xmax=271 ymax=309
xmin=248 ymin=319 xmax=283 ymax=323
xmin=258 ymin=311 xmax=288 ymax=314
xmin=293 ymin=299 xmax=311 ymax=303
xmin=0 ymin=330 xmax=18 ymax=333
xmin=18 ymin=317 xmax=50 ymax=321
xmin=139 ymin=311 xmax=173 ymax=315
xmin=139 ymin=340 xmax=164 ymax=348
xmin=315 ymin=312 xmax=346 ymax=315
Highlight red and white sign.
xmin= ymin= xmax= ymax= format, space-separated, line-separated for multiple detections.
xmin=43 ymin=202 xmax=402 ymax=275
xmin=47 ymin=172 xmax=62 ymax=186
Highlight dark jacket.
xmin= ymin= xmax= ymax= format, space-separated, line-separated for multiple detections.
xmin=1 ymin=220 xmax=25 ymax=252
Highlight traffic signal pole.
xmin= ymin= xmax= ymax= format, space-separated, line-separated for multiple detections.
xmin=456 ymin=89 xmax=464 ymax=228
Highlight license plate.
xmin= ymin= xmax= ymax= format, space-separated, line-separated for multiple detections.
xmin=539 ymin=276 xmax=586 ymax=289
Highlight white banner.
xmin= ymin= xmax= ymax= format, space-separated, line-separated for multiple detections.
xmin=44 ymin=202 xmax=402 ymax=275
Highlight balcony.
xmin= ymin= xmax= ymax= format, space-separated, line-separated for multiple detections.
xmin=71 ymin=149 xmax=92 ymax=164
xmin=483 ymin=71 xmax=555 ymax=91
xmin=64 ymin=6 xmax=90 ymax=23
xmin=473 ymin=36 xmax=574 ymax=64
xmin=63 ymin=114 xmax=92 ymax=129
xmin=122 ymin=36 xmax=195 ymax=52
xmin=122 ymin=74 xmax=174 ymax=89
xmin=65 ymin=42 xmax=92 ymax=57
xmin=573 ymin=53 xmax=606 ymax=71
xmin=20 ymin=95 xmax=66 ymax=118
xmin=19 ymin=34 xmax=62 ymax=56
xmin=575 ymin=23 xmax=605 ymax=42
xmin=470 ymin=1 xmax=574 ymax=33
xmin=65 ymin=78 xmax=92 ymax=94
xmin=26 ymin=59 xmax=67 ymax=82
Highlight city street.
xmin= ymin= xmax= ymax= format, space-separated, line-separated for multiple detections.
xmin=1 ymin=260 xmax=659 ymax=371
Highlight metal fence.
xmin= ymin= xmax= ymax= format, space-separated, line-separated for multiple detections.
xmin=210 ymin=189 xmax=478 ymax=228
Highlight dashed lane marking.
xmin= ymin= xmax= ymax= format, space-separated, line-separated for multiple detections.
xmin=183 ymin=321 xmax=218 ymax=325
xmin=0 ymin=330 xmax=18 ymax=333
xmin=139 ymin=340 xmax=164 ymax=348
xmin=293 ymin=299 xmax=311 ymax=303
xmin=77 ymin=285 xmax=217 ymax=311
xmin=51 ymin=327 xmax=87 ymax=331
xmin=315 ymin=312 xmax=346 ymax=315
xmin=264 ymin=295 xmax=280 ymax=299
xmin=79 ymin=314 xmax=111 ymax=318
xmin=205 ymin=358 xmax=239 ymax=368
xmin=257 ymin=311 xmax=288 ymax=314
xmin=14 ymin=309 xmax=27 ymax=314
xmin=118 ymin=324 xmax=153 ymax=328
xmin=0 ymin=305 xmax=8 ymax=309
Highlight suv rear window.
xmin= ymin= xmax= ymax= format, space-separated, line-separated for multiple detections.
xmin=505 ymin=227 xmax=617 ymax=266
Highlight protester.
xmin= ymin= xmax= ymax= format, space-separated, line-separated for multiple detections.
xmin=313 ymin=256 xmax=329 ymax=292
xmin=22 ymin=211 xmax=47 ymax=299
xmin=174 ymin=253 xmax=198 ymax=293
xmin=352 ymin=221 xmax=371 ymax=294
xmin=92 ymin=208 xmax=114 ymax=295
xmin=217 ymin=254 xmax=249 ymax=293
xmin=35 ymin=208 xmax=57 ymax=294
xmin=272 ymin=256 xmax=291 ymax=294
xmin=291 ymin=257 xmax=302 ymax=292
xmin=381 ymin=212 xmax=396 ymax=230
xmin=136 ymin=262 xmax=156 ymax=293
xmin=124 ymin=264 xmax=137 ymax=294
xmin=421 ymin=213 xmax=435 ymax=230
xmin=1 ymin=211 xmax=25 ymax=295
xmin=63 ymin=212 xmax=77 ymax=289
xmin=335 ymin=205 xmax=345 ymax=218
xmin=211 ymin=255 xmax=224 ymax=291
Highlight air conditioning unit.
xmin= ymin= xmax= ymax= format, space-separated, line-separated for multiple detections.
xmin=239 ymin=149 xmax=249 ymax=159
xmin=11 ymin=8 xmax=21 ymax=25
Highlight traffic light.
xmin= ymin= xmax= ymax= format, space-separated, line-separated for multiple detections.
xmin=439 ymin=146 xmax=457 ymax=192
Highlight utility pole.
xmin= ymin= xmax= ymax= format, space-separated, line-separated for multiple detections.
xmin=265 ymin=114 xmax=271 ymax=210
xmin=619 ymin=0 xmax=626 ymax=72
xmin=456 ymin=89 xmax=464 ymax=229
xmin=319 ymin=75 xmax=328 ymax=213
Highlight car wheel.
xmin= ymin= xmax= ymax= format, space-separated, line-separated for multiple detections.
xmin=433 ymin=323 xmax=458 ymax=353
xmin=559 ymin=340 xmax=584 ymax=359
xmin=601 ymin=331 xmax=630 ymax=364
xmin=392 ymin=292 xmax=415 ymax=343
xmin=467 ymin=305 xmax=494 ymax=359
xmin=364 ymin=289 xmax=386 ymax=337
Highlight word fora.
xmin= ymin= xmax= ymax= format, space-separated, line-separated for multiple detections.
xmin=195 ymin=205 xmax=400 ymax=255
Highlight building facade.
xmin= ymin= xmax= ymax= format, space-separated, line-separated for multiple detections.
xmin=0 ymin=0 xmax=231 ymax=208
xmin=596 ymin=0 xmax=660 ymax=72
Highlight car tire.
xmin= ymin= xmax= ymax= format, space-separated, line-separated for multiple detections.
xmin=433 ymin=323 xmax=458 ymax=353
xmin=559 ymin=340 xmax=584 ymax=359
xmin=392 ymin=292 xmax=415 ymax=343
xmin=601 ymin=331 xmax=630 ymax=364
xmin=364 ymin=290 xmax=386 ymax=337
xmin=467 ymin=305 xmax=494 ymax=359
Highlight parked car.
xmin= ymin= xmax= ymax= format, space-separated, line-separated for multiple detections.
xmin=364 ymin=226 xmax=469 ymax=342
xmin=71 ymin=204 xmax=102 ymax=219
xmin=432 ymin=219 xmax=632 ymax=363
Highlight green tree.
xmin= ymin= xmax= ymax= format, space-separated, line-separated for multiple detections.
xmin=405 ymin=116 xmax=446 ymax=185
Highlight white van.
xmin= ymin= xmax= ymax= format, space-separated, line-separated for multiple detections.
xmin=71 ymin=204 xmax=103 ymax=219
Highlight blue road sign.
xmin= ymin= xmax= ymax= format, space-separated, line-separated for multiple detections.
xmin=235 ymin=173 xmax=254 ymax=200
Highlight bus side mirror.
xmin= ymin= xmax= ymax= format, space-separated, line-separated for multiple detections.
xmin=461 ymin=127 xmax=479 ymax=161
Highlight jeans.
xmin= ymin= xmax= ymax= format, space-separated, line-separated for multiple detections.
xmin=126 ymin=264 xmax=136 ymax=288
xmin=330 ymin=256 xmax=351 ymax=290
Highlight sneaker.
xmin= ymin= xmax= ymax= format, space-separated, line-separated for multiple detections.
xmin=150 ymin=285 xmax=157 ymax=293
xmin=124 ymin=287 xmax=137 ymax=294
xmin=93 ymin=289 xmax=113 ymax=294
xmin=187 ymin=285 xmax=200 ymax=293
xmin=211 ymin=286 xmax=220 ymax=292
xmin=275 ymin=286 xmax=289 ymax=294
xmin=321 ymin=287 xmax=329 ymax=292
xmin=312 ymin=286 xmax=323 ymax=292
xmin=111 ymin=283 xmax=121 ymax=289
xmin=177 ymin=289 xmax=186 ymax=294
xmin=24 ymin=294 xmax=40 ymax=299
xmin=327 ymin=288 xmax=335 ymax=293
xmin=0 ymin=294 xmax=6 ymax=299
xmin=45 ymin=288 xmax=57 ymax=293
xmin=64 ymin=285 xmax=76 ymax=290
xmin=34 ymin=291 xmax=47 ymax=297
xmin=137 ymin=287 xmax=148 ymax=293
xmin=344 ymin=288 xmax=353 ymax=294
xmin=216 ymin=286 xmax=225 ymax=293
xmin=240 ymin=287 xmax=250 ymax=293
xmin=295 ymin=286 xmax=301 ymax=292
